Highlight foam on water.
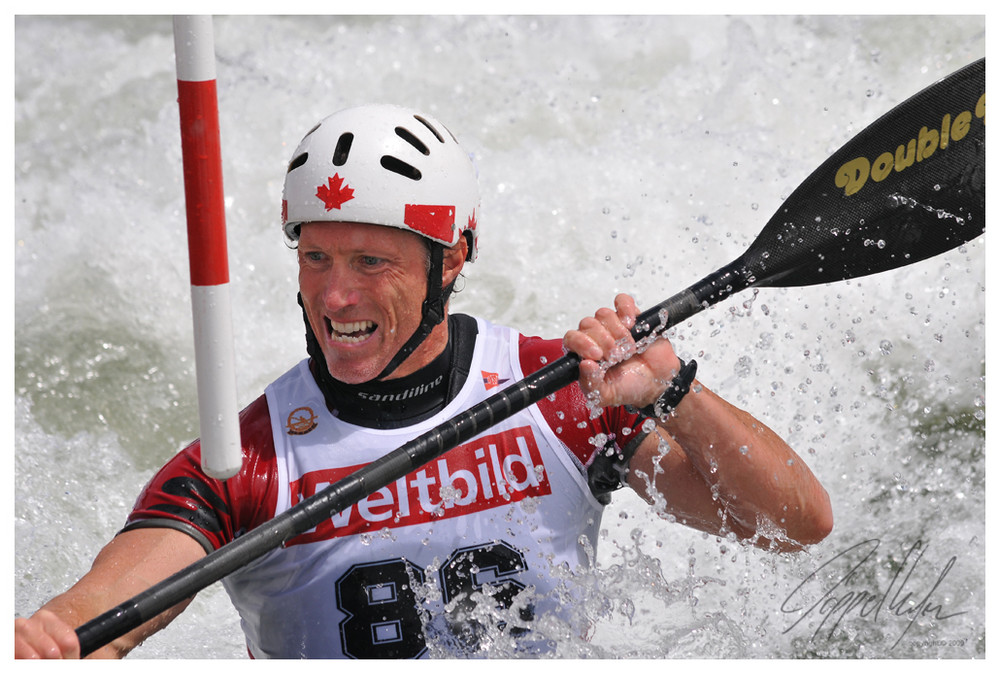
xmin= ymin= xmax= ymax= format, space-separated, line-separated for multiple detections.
xmin=14 ymin=15 xmax=986 ymax=658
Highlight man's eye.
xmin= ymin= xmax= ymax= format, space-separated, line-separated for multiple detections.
xmin=361 ymin=256 xmax=382 ymax=266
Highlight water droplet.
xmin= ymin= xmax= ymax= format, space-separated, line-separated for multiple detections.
xmin=734 ymin=355 xmax=753 ymax=379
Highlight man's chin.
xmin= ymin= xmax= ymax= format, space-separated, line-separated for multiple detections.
xmin=324 ymin=357 xmax=384 ymax=386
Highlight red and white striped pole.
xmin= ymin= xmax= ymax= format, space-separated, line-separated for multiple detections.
xmin=172 ymin=16 xmax=242 ymax=479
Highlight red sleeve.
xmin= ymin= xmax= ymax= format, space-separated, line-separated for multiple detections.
xmin=518 ymin=334 xmax=647 ymax=470
xmin=122 ymin=394 xmax=279 ymax=552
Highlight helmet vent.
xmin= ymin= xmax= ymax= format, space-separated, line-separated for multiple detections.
xmin=380 ymin=155 xmax=422 ymax=181
xmin=395 ymin=126 xmax=430 ymax=155
xmin=414 ymin=115 xmax=445 ymax=143
xmin=287 ymin=152 xmax=308 ymax=173
xmin=332 ymin=133 xmax=353 ymax=166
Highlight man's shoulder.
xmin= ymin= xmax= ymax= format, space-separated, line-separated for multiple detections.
xmin=452 ymin=313 xmax=562 ymax=373
xmin=237 ymin=392 xmax=277 ymax=451
xmin=516 ymin=333 xmax=564 ymax=375
xmin=240 ymin=392 xmax=273 ymax=425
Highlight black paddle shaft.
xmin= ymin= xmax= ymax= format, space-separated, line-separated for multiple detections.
xmin=75 ymin=58 xmax=985 ymax=657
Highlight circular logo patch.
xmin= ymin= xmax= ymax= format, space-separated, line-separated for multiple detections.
xmin=286 ymin=406 xmax=318 ymax=435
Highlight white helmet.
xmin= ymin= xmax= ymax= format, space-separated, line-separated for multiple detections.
xmin=282 ymin=104 xmax=480 ymax=261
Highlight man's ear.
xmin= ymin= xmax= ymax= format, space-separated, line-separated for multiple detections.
xmin=442 ymin=237 xmax=468 ymax=286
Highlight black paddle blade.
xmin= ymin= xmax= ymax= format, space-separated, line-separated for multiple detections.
xmin=745 ymin=57 xmax=985 ymax=289
xmin=636 ymin=58 xmax=985 ymax=335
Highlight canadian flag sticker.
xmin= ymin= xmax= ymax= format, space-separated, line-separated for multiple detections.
xmin=316 ymin=173 xmax=355 ymax=210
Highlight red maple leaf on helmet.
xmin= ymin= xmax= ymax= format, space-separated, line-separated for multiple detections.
xmin=316 ymin=174 xmax=355 ymax=211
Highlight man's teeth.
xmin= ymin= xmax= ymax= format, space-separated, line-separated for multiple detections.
xmin=329 ymin=320 xmax=376 ymax=344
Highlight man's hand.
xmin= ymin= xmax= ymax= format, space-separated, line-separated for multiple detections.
xmin=14 ymin=609 xmax=81 ymax=659
xmin=564 ymin=293 xmax=683 ymax=410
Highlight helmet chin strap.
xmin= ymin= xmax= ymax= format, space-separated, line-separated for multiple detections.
xmin=299 ymin=243 xmax=454 ymax=388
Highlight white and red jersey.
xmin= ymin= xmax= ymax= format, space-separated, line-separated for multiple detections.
xmin=125 ymin=316 xmax=646 ymax=658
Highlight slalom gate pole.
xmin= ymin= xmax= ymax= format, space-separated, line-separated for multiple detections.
xmin=173 ymin=15 xmax=242 ymax=479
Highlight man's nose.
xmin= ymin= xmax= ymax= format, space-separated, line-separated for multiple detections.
xmin=322 ymin=267 xmax=362 ymax=310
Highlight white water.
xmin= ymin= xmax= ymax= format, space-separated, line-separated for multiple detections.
xmin=13 ymin=15 xmax=986 ymax=659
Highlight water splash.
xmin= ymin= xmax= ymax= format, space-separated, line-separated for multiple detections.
xmin=14 ymin=15 xmax=985 ymax=659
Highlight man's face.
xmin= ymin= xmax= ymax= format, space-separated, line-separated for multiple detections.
xmin=297 ymin=221 xmax=429 ymax=384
